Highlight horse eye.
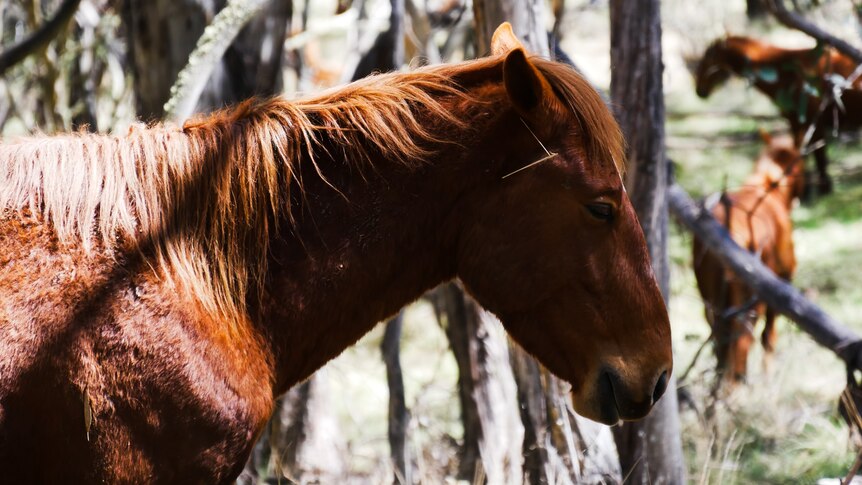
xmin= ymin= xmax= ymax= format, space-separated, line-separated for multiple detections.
xmin=586 ymin=203 xmax=615 ymax=222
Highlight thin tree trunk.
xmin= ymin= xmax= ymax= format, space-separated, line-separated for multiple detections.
xmin=264 ymin=370 xmax=345 ymax=483
xmin=609 ymin=1 xmax=684 ymax=483
xmin=69 ymin=1 xmax=100 ymax=132
xmin=429 ymin=283 xmax=524 ymax=484
xmin=382 ymin=313 xmax=411 ymax=484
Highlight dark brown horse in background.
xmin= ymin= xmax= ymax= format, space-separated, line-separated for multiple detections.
xmin=0 ymin=24 xmax=672 ymax=483
xmin=696 ymin=35 xmax=862 ymax=195
xmin=694 ymin=131 xmax=805 ymax=384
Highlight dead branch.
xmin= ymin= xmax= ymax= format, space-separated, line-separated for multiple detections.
xmin=0 ymin=0 xmax=82 ymax=77
xmin=667 ymin=182 xmax=861 ymax=357
xmin=765 ymin=0 xmax=862 ymax=64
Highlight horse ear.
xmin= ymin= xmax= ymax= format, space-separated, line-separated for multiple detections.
xmin=503 ymin=48 xmax=555 ymax=118
xmin=492 ymin=22 xmax=524 ymax=55
xmin=758 ymin=128 xmax=772 ymax=145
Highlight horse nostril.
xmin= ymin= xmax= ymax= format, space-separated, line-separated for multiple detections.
xmin=652 ymin=370 xmax=669 ymax=405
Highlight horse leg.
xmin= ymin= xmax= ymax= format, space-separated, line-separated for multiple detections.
xmin=762 ymin=306 xmax=778 ymax=373
xmin=814 ymin=144 xmax=833 ymax=195
xmin=727 ymin=318 xmax=754 ymax=385
xmin=709 ymin=304 xmax=730 ymax=378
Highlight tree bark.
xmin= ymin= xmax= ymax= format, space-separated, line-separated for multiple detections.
xmin=69 ymin=1 xmax=101 ymax=132
xmin=263 ymin=371 xmax=345 ymax=483
xmin=429 ymin=283 xmax=524 ymax=484
xmin=223 ymin=0 xmax=292 ymax=101
xmin=472 ymin=0 xmax=548 ymax=57
xmin=122 ymin=0 xmax=291 ymax=120
xmin=609 ymin=1 xmax=685 ymax=483
xmin=470 ymin=2 xmax=622 ymax=483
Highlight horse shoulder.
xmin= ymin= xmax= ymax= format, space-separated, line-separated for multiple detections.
xmin=0 ymin=218 xmax=274 ymax=482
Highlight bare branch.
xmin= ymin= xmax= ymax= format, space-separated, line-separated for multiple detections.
xmin=765 ymin=0 xmax=862 ymax=64
xmin=0 ymin=0 xmax=82 ymax=77
xmin=667 ymin=182 xmax=861 ymax=356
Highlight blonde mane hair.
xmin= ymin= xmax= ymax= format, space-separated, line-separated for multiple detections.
xmin=0 ymin=55 xmax=623 ymax=325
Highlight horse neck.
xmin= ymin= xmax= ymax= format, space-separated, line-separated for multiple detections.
xmin=261 ymin=86 xmax=508 ymax=391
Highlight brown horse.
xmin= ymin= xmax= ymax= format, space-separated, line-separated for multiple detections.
xmin=696 ymin=35 xmax=862 ymax=195
xmin=0 ymin=24 xmax=672 ymax=483
xmin=693 ymin=131 xmax=804 ymax=383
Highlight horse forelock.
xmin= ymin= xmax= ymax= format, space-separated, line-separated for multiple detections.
xmin=531 ymin=57 xmax=626 ymax=176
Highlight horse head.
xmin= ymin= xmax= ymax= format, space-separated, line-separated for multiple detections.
xmin=696 ymin=39 xmax=733 ymax=98
xmin=756 ymin=130 xmax=806 ymax=205
xmin=454 ymin=24 xmax=673 ymax=424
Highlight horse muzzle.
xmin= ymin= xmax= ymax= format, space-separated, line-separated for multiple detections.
xmin=593 ymin=367 xmax=670 ymax=424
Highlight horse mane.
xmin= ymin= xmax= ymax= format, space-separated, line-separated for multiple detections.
xmin=0 ymin=55 xmax=622 ymax=326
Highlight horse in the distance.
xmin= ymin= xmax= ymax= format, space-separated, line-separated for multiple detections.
xmin=693 ymin=131 xmax=805 ymax=384
xmin=696 ymin=35 xmax=862 ymax=195
xmin=0 ymin=24 xmax=672 ymax=483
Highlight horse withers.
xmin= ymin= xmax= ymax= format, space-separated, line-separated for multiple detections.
xmin=696 ymin=35 xmax=862 ymax=195
xmin=693 ymin=131 xmax=804 ymax=384
xmin=0 ymin=23 xmax=672 ymax=483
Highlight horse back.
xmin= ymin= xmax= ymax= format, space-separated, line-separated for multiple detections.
xmin=693 ymin=190 xmax=796 ymax=315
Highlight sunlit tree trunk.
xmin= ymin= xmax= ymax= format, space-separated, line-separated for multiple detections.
xmin=609 ymin=1 xmax=685 ymax=483
xmin=429 ymin=284 xmax=524 ymax=484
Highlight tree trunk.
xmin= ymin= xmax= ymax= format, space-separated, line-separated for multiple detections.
xmin=263 ymin=370 xmax=345 ymax=483
xmin=122 ymin=0 xmax=291 ymax=120
xmin=382 ymin=313 xmax=411 ymax=485
xmin=122 ymin=0 xmax=220 ymax=119
xmin=68 ymin=1 xmax=103 ymax=132
xmin=471 ymin=2 xmax=621 ymax=483
xmin=429 ymin=283 xmax=524 ymax=484
xmin=609 ymin=1 xmax=685 ymax=483
xmin=472 ymin=0 xmax=548 ymax=57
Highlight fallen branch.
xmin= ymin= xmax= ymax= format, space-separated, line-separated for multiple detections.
xmin=765 ymin=0 xmax=862 ymax=64
xmin=667 ymin=183 xmax=861 ymax=357
xmin=0 ymin=0 xmax=82 ymax=76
